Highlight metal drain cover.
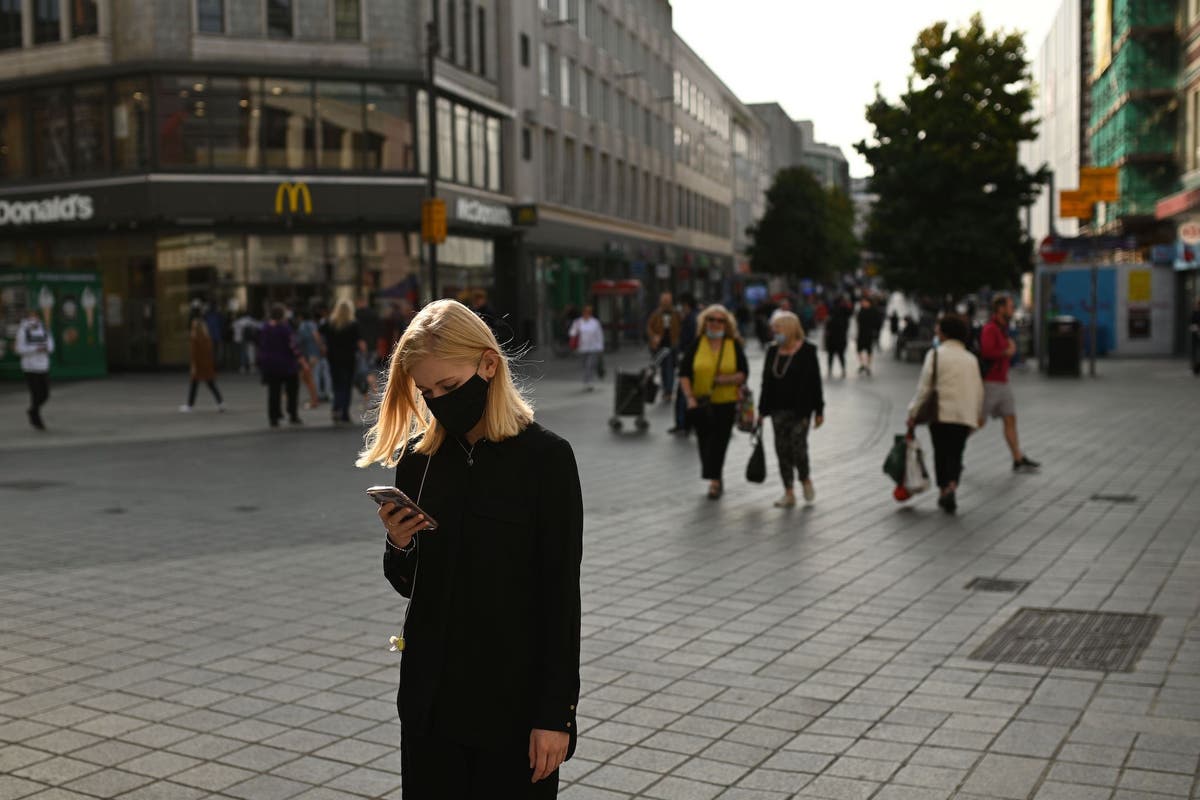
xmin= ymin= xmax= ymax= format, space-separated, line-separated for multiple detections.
xmin=965 ymin=577 xmax=1030 ymax=593
xmin=969 ymin=608 xmax=1160 ymax=672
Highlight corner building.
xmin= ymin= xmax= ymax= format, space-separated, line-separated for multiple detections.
xmin=0 ymin=0 xmax=516 ymax=368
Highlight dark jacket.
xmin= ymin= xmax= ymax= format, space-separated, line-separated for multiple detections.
xmin=759 ymin=341 xmax=824 ymax=418
xmin=825 ymin=305 xmax=851 ymax=351
xmin=320 ymin=321 xmax=362 ymax=383
xmin=384 ymin=423 xmax=583 ymax=758
xmin=257 ymin=322 xmax=299 ymax=378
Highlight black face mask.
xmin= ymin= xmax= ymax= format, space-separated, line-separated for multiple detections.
xmin=425 ymin=371 xmax=490 ymax=437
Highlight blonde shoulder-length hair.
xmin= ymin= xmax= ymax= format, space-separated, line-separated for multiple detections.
xmin=769 ymin=310 xmax=804 ymax=344
xmin=356 ymin=299 xmax=533 ymax=468
xmin=330 ymin=299 xmax=355 ymax=329
xmin=695 ymin=304 xmax=743 ymax=344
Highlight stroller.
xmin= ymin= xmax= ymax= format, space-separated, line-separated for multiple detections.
xmin=608 ymin=349 xmax=670 ymax=433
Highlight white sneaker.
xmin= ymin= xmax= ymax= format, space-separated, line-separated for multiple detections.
xmin=178 ymin=405 xmax=192 ymax=413
xmin=773 ymin=494 xmax=796 ymax=508
xmin=802 ymin=482 xmax=815 ymax=503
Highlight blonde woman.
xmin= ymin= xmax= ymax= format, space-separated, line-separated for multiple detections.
xmin=758 ymin=311 xmax=823 ymax=507
xmin=180 ymin=317 xmax=224 ymax=412
xmin=678 ymin=304 xmax=749 ymax=499
xmin=358 ymin=299 xmax=582 ymax=798
xmin=320 ymin=299 xmax=365 ymax=423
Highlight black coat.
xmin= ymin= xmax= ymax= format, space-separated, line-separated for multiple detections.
xmin=384 ymin=423 xmax=583 ymax=758
xmin=759 ymin=341 xmax=824 ymax=419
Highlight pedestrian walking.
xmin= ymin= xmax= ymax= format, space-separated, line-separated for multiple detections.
xmin=322 ymin=299 xmax=366 ymax=424
xmin=258 ymin=304 xmax=304 ymax=427
xmin=295 ymin=309 xmax=325 ymax=409
xmin=906 ymin=313 xmax=984 ymax=513
xmin=362 ymin=299 xmax=582 ymax=798
xmin=180 ymin=318 xmax=225 ymax=413
xmin=645 ymin=292 xmax=680 ymax=403
xmin=356 ymin=294 xmax=381 ymax=404
xmin=758 ymin=311 xmax=824 ymax=507
xmin=679 ymin=304 xmax=749 ymax=499
xmin=669 ymin=295 xmax=699 ymax=434
xmin=1189 ymin=297 xmax=1200 ymax=375
xmin=856 ymin=297 xmax=883 ymax=375
xmin=824 ymin=297 xmax=851 ymax=377
xmin=978 ymin=294 xmax=1040 ymax=472
xmin=567 ymin=305 xmax=605 ymax=390
xmin=233 ymin=310 xmax=260 ymax=374
xmin=15 ymin=307 xmax=54 ymax=430
xmin=313 ymin=305 xmax=333 ymax=400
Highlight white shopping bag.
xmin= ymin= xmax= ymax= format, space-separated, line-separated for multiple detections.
xmin=904 ymin=437 xmax=930 ymax=494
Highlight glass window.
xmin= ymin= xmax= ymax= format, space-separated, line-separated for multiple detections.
xmin=334 ymin=0 xmax=359 ymax=40
xmin=539 ymin=44 xmax=551 ymax=96
xmin=463 ymin=1 xmax=471 ymax=71
xmin=579 ymin=69 xmax=590 ymax=118
xmin=436 ymin=97 xmax=452 ymax=180
xmin=0 ymin=94 xmax=29 ymax=179
xmin=486 ymin=118 xmax=500 ymax=191
xmin=72 ymin=0 xmax=97 ymax=36
xmin=578 ymin=0 xmax=588 ymax=38
xmin=560 ymin=58 xmax=572 ymax=108
xmin=477 ymin=6 xmax=486 ymax=75
xmin=267 ymin=0 xmax=292 ymax=39
xmin=156 ymin=76 xmax=210 ymax=168
xmin=316 ymin=81 xmax=363 ymax=170
xmin=582 ymin=146 xmax=593 ymax=208
xmin=0 ymin=0 xmax=20 ymax=50
xmin=454 ymin=104 xmax=469 ymax=184
xmin=521 ymin=126 xmax=531 ymax=161
xmin=262 ymin=79 xmax=312 ymax=169
xmin=34 ymin=0 xmax=59 ymax=44
xmin=72 ymin=83 xmax=109 ymax=174
xmin=470 ymin=110 xmax=485 ymax=188
xmin=112 ymin=78 xmax=149 ymax=171
xmin=599 ymin=153 xmax=609 ymax=212
xmin=32 ymin=89 xmax=70 ymax=175
xmin=562 ymin=138 xmax=574 ymax=204
xmin=445 ymin=0 xmax=455 ymax=62
xmin=365 ymin=83 xmax=413 ymax=172
xmin=416 ymin=89 xmax=428 ymax=174
xmin=209 ymin=76 xmax=259 ymax=168
xmin=543 ymin=130 xmax=555 ymax=201
xmin=197 ymin=0 xmax=222 ymax=33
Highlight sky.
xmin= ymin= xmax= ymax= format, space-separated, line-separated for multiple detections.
xmin=672 ymin=0 xmax=1059 ymax=179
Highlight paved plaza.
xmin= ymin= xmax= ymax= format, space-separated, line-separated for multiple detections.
xmin=1 ymin=346 xmax=1199 ymax=800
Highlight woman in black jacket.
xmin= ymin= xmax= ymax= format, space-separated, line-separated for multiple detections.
xmin=759 ymin=311 xmax=824 ymax=507
xmin=358 ymin=300 xmax=583 ymax=798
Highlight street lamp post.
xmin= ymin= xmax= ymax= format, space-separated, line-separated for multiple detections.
xmin=426 ymin=1 xmax=441 ymax=300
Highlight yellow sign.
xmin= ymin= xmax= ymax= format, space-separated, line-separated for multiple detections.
xmin=1128 ymin=269 xmax=1152 ymax=303
xmin=1079 ymin=167 xmax=1119 ymax=202
xmin=421 ymin=198 xmax=447 ymax=244
xmin=1059 ymin=190 xmax=1093 ymax=219
xmin=274 ymin=182 xmax=313 ymax=215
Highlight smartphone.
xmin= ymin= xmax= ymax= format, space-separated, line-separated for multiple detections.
xmin=366 ymin=486 xmax=439 ymax=531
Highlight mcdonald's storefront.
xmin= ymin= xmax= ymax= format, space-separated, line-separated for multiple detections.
xmin=0 ymin=175 xmax=518 ymax=369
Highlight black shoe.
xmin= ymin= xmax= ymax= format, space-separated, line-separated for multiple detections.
xmin=289 ymin=417 xmax=303 ymax=425
xmin=28 ymin=409 xmax=45 ymax=430
xmin=1013 ymin=456 xmax=1040 ymax=472
xmin=937 ymin=492 xmax=957 ymax=514
xmin=666 ymin=426 xmax=683 ymax=434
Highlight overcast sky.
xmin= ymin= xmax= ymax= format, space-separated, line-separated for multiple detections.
xmin=672 ymin=0 xmax=1059 ymax=178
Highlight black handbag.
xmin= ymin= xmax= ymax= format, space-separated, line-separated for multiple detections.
xmin=912 ymin=349 xmax=939 ymax=426
xmin=745 ymin=423 xmax=766 ymax=483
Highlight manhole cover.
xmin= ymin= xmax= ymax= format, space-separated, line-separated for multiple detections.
xmin=1090 ymin=494 xmax=1138 ymax=504
xmin=965 ymin=577 xmax=1030 ymax=593
xmin=970 ymin=608 xmax=1160 ymax=672
xmin=0 ymin=479 xmax=66 ymax=491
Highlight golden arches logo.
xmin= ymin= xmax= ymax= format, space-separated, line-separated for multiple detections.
xmin=274 ymin=182 xmax=313 ymax=215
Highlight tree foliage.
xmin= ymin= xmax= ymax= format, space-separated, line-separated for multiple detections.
xmin=746 ymin=167 xmax=857 ymax=281
xmin=855 ymin=14 xmax=1048 ymax=297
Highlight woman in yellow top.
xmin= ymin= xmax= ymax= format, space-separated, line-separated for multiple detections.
xmin=678 ymin=305 xmax=749 ymax=499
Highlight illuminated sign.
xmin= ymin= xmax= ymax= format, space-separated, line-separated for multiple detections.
xmin=0 ymin=194 xmax=94 ymax=225
xmin=455 ymin=197 xmax=511 ymax=227
xmin=274 ymin=182 xmax=313 ymax=215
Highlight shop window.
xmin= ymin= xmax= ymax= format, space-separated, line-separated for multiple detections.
xmin=0 ymin=94 xmax=29 ymax=179
xmin=454 ymin=105 xmax=469 ymax=184
xmin=365 ymin=83 xmax=413 ymax=172
xmin=334 ymin=0 xmax=359 ymax=40
xmin=197 ymin=0 xmax=223 ymax=33
xmin=209 ymin=76 xmax=260 ymax=168
xmin=72 ymin=83 xmax=109 ymax=175
xmin=266 ymin=0 xmax=292 ymax=39
xmin=0 ymin=0 xmax=21 ymax=50
xmin=156 ymin=76 xmax=210 ymax=168
xmin=316 ymin=81 xmax=363 ymax=170
xmin=32 ymin=89 xmax=71 ymax=176
xmin=436 ymin=97 xmax=452 ymax=180
xmin=470 ymin=110 xmax=485 ymax=188
xmin=33 ymin=0 xmax=60 ymax=44
xmin=72 ymin=0 xmax=98 ymax=37
xmin=262 ymin=79 xmax=313 ymax=169
xmin=486 ymin=118 xmax=501 ymax=191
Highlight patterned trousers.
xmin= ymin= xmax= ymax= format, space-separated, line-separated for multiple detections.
xmin=771 ymin=410 xmax=811 ymax=488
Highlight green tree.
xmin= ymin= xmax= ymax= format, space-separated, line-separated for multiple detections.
xmin=856 ymin=14 xmax=1047 ymax=297
xmin=746 ymin=167 xmax=856 ymax=281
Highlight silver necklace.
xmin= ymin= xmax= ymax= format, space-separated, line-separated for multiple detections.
xmin=455 ymin=437 xmax=478 ymax=466
xmin=772 ymin=347 xmax=798 ymax=378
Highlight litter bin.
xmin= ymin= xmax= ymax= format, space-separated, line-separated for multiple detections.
xmin=1047 ymin=316 xmax=1082 ymax=377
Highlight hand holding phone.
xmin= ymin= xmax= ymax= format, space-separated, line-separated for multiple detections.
xmin=367 ymin=487 xmax=438 ymax=553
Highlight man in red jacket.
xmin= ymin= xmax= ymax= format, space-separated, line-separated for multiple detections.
xmin=979 ymin=294 xmax=1040 ymax=472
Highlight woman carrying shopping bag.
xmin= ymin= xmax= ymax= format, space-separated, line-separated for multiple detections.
xmin=679 ymin=305 xmax=749 ymax=499
xmin=906 ymin=313 xmax=984 ymax=514
xmin=758 ymin=311 xmax=824 ymax=507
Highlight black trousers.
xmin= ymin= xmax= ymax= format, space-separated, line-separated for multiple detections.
xmin=266 ymin=374 xmax=299 ymax=423
xmin=693 ymin=402 xmax=737 ymax=481
xmin=187 ymin=380 xmax=223 ymax=407
xmin=929 ymin=422 xmax=971 ymax=489
xmin=401 ymin=727 xmax=559 ymax=799
xmin=25 ymin=371 xmax=49 ymax=412
xmin=826 ymin=349 xmax=845 ymax=374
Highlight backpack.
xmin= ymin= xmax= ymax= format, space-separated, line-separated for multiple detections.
xmin=971 ymin=322 xmax=993 ymax=378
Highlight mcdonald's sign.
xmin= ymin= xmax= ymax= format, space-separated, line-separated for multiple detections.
xmin=274 ymin=182 xmax=313 ymax=215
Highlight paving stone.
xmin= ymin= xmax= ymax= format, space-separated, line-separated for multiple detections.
xmin=960 ymin=754 xmax=1048 ymax=799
